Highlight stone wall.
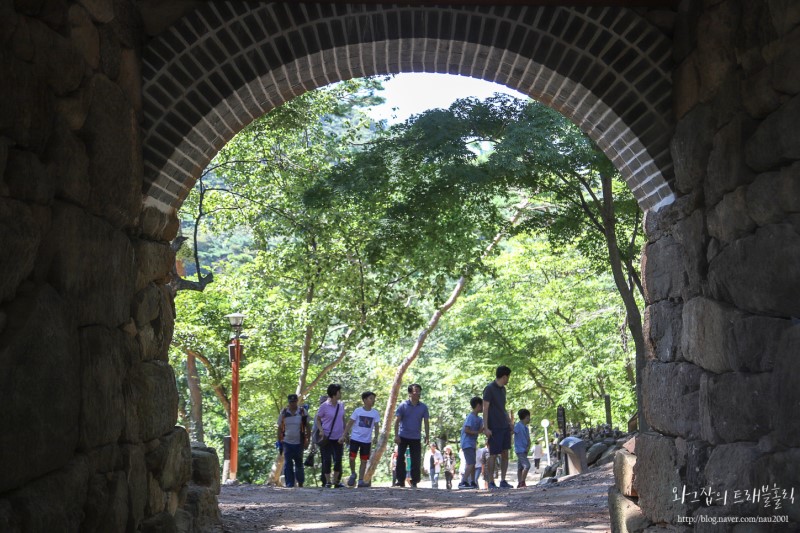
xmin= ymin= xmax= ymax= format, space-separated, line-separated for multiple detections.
xmin=613 ymin=0 xmax=800 ymax=529
xmin=0 ymin=1 xmax=199 ymax=531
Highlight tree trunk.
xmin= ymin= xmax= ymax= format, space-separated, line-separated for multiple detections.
xmin=363 ymin=203 xmax=527 ymax=482
xmin=187 ymin=352 xmax=205 ymax=442
xmin=599 ymin=174 xmax=647 ymax=430
xmin=268 ymin=326 xmax=356 ymax=486
xmin=295 ymin=281 xmax=316 ymax=402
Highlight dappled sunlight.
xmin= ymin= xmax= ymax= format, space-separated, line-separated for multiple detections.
xmin=220 ymin=467 xmax=613 ymax=532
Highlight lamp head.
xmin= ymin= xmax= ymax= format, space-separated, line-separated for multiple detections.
xmin=225 ymin=312 xmax=246 ymax=331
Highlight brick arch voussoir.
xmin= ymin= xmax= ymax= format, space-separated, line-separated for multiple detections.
xmin=142 ymin=2 xmax=675 ymax=215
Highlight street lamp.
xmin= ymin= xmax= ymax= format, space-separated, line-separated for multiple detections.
xmin=541 ymin=419 xmax=551 ymax=466
xmin=224 ymin=312 xmax=245 ymax=482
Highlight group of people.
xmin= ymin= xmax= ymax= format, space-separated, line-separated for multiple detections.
xmin=277 ymin=365 xmax=544 ymax=489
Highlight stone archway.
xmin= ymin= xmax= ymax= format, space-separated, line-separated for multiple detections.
xmin=138 ymin=3 xmax=677 ymax=241
xmin=1 ymin=1 xmax=799 ymax=531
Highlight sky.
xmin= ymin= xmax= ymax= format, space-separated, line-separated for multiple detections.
xmin=366 ymin=73 xmax=527 ymax=124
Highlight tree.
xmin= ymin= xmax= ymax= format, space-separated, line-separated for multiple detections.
xmin=315 ymin=94 xmax=645 ymax=422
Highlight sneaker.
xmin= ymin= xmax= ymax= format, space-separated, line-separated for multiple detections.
xmin=488 ymin=482 xmax=498 ymax=490
xmin=347 ymin=473 xmax=356 ymax=487
xmin=324 ymin=483 xmax=332 ymax=488
xmin=334 ymin=482 xmax=345 ymax=488
xmin=469 ymin=482 xmax=479 ymax=489
xmin=357 ymin=480 xmax=371 ymax=488
xmin=499 ymin=480 xmax=513 ymax=489
xmin=457 ymin=482 xmax=470 ymax=489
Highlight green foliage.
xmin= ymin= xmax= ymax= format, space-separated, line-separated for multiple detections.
xmin=170 ymin=81 xmax=641 ymax=482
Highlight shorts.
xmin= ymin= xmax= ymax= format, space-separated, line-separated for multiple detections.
xmin=517 ymin=455 xmax=531 ymax=470
xmin=462 ymin=447 xmax=477 ymax=466
xmin=349 ymin=439 xmax=371 ymax=460
xmin=487 ymin=427 xmax=511 ymax=455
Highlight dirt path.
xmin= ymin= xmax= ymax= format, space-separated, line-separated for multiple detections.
xmin=219 ymin=464 xmax=613 ymax=532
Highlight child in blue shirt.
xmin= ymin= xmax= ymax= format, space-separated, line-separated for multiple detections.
xmin=514 ymin=409 xmax=531 ymax=488
xmin=458 ymin=397 xmax=483 ymax=489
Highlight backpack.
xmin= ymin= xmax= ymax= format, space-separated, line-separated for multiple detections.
xmin=279 ymin=406 xmax=308 ymax=442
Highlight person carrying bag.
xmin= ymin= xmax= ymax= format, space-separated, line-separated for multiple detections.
xmin=314 ymin=384 xmax=346 ymax=487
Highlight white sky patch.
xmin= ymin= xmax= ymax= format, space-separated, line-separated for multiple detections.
xmin=367 ymin=73 xmax=527 ymax=124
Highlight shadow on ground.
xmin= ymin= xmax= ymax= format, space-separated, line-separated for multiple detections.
xmin=219 ymin=463 xmax=612 ymax=532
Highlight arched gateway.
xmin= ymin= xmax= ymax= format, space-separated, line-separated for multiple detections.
xmin=140 ymin=2 xmax=676 ymax=230
xmin=1 ymin=1 xmax=798 ymax=531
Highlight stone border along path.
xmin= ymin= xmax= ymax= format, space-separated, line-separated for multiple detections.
xmin=219 ymin=462 xmax=613 ymax=532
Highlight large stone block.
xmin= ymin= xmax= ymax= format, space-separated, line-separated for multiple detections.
xmin=706 ymin=116 xmax=756 ymax=206
xmin=694 ymin=1 xmax=738 ymax=103
xmin=125 ymin=360 xmax=179 ymax=442
xmin=0 ymin=284 xmax=79 ymax=494
xmin=191 ymin=444 xmax=221 ymax=495
xmin=132 ymin=237 xmax=174 ymax=292
xmin=0 ymin=48 xmax=52 ymax=150
xmin=671 ymin=103 xmax=715 ymax=195
xmin=707 ymin=187 xmax=756 ymax=244
xmin=642 ymin=236 xmax=685 ymax=304
xmin=746 ymin=93 xmax=800 ymax=172
xmin=746 ymin=172 xmax=783 ymax=226
xmin=122 ymin=444 xmax=147 ymax=531
xmin=741 ymin=66 xmax=783 ymax=120
xmin=708 ymin=224 xmax=800 ymax=318
xmin=44 ymin=117 xmax=91 ymax=207
xmin=146 ymin=427 xmax=192 ymax=493
xmin=634 ymin=433 xmax=687 ymax=524
xmin=80 ymin=74 xmax=142 ymax=228
xmin=681 ymin=298 xmax=789 ymax=374
xmin=753 ymin=448 xmax=800 ymax=523
xmin=645 ymin=301 xmax=684 ymax=363
xmin=615 ymin=449 xmax=638 ymax=497
xmin=181 ymin=484 xmax=222 ymax=533
xmin=140 ymin=203 xmax=180 ymax=242
xmin=776 ymin=162 xmax=800 ymax=213
xmin=704 ymin=442 xmax=762 ymax=501
xmin=141 ymin=511 xmax=177 ymax=533
xmin=99 ymin=23 xmax=121 ymax=80
xmin=78 ymin=325 xmax=132 ymax=450
xmin=700 ymin=372 xmax=771 ymax=444
xmin=675 ymin=438 xmax=711 ymax=494
xmin=132 ymin=283 xmax=163 ymax=327
xmin=609 ymin=486 xmax=651 ymax=533
xmin=37 ymin=203 xmax=136 ymax=327
xmin=0 ymin=198 xmax=40 ymax=303
xmin=6 ymin=455 xmax=90 ymax=532
xmin=82 ymin=471 xmax=129 ymax=533
xmin=5 ymin=147 xmax=55 ymax=204
xmin=771 ymin=25 xmax=800 ymax=97
xmin=23 ymin=16 xmax=85 ymax=95
xmin=673 ymin=209 xmax=707 ymax=300
xmin=772 ymin=325 xmax=800 ymax=447
xmin=78 ymin=0 xmax=115 ymax=23
xmin=138 ymin=284 xmax=174 ymax=362
xmin=68 ymin=4 xmax=100 ymax=69
xmin=681 ymin=297 xmax=743 ymax=373
xmin=642 ymin=362 xmax=703 ymax=440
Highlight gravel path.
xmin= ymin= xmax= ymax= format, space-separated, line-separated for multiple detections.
xmin=219 ymin=463 xmax=613 ymax=532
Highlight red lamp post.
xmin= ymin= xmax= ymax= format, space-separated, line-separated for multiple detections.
xmin=225 ymin=312 xmax=245 ymax=481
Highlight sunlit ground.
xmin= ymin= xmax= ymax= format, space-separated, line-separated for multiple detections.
xmin=220 ymin=464 xmax=613 ymax=532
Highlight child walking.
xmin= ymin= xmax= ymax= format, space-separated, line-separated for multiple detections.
xmin=458 ymin=397 xmax=483 ymax=489
xmin=342 ymin=391 xmax=381 ymax=488
xmin=514 ymin=409 xmax=531 ymax=488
